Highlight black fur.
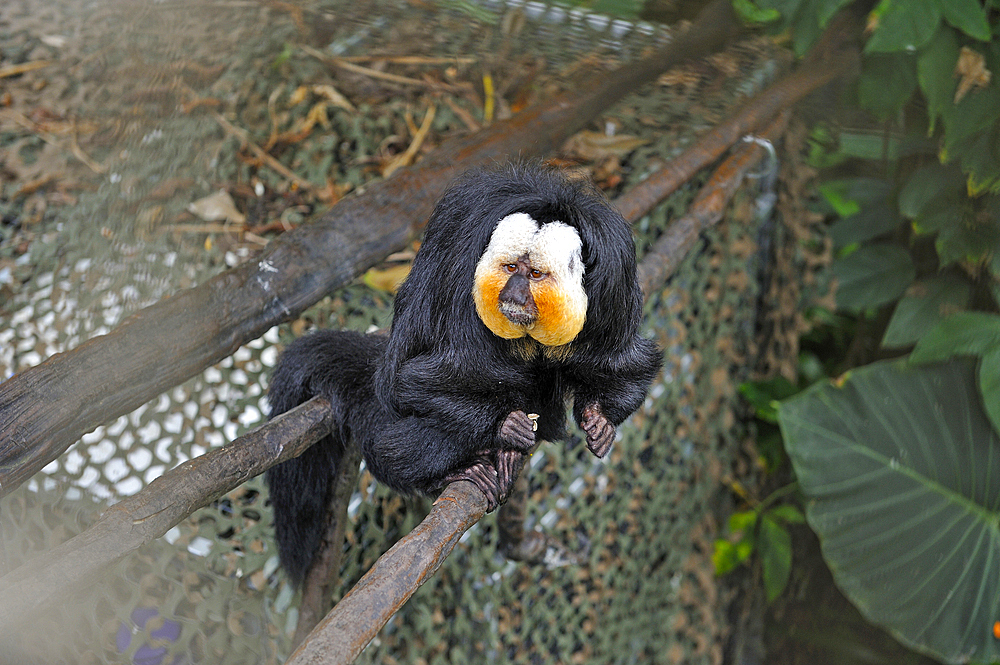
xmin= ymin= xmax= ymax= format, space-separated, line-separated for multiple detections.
xmin=265 ymin=163 xmax=661 ymax=585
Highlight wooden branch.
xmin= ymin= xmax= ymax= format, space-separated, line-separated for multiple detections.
xmin=614 ymin=29 xmax=858 ymax=224
xmin=285 ymin=483 xmax=489 ymax=665
xmin=637 ymin=110 xmax=791 ymax=296
xmin=0 ymin=396 xmax=334 ymax=631
xmin=0 ymin=0 xmax=741 ymax=498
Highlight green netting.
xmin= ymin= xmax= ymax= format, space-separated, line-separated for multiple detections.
xmin=0 ymin=0 xmax=827 ymax=662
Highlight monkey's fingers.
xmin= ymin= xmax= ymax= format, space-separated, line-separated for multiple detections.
xmin=495 ymin=449 xmax=526 ymax=501
xmin=499 ymin=410 xmax=536 ymax=452
xmin=585 ymin=423 xmax=615 ymax=458
xmin=444 ymin=461 xmax=502 ymax=511
xmin=580 ymin=406 xmax=615 ymax=458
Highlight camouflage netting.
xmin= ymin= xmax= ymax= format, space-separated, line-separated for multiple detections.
xmin=0 ymin=0 xmax=829 ymax=662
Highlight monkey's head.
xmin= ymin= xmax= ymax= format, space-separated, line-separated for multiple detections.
xmin=379 ymin=163 xmax=643 ymax=409
xmin=472 ymin=213 xmax=587 ymax=347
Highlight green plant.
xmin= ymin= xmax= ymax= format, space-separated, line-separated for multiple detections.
xmin=778 ymin=359 xmax=1000 ymax=665
xmin=734 ymin=2 xmax=1000 ymax=662
xmin=713 ymin=376 xmax=808 ymax=602
xmin=712 ymin=484 xmax=804 ymax=602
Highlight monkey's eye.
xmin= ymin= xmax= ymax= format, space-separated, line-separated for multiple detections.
xmin=529 ymin=268 xmax=545 ymax=280
xmin=503 ymin=263 xmax=518 ymax=274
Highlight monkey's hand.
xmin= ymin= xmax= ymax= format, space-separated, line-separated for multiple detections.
xmin=581 ymin=403 xmax=615 ymax=458
xmin=499 ymin=410 xmax=536 ymax=452
xmin=444 ymin=459 xmax=503 ymax=511
xmin=444 ymin=411 xmax=536 ymax=511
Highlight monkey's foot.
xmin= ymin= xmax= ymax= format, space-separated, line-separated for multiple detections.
xmin=495 ymin=449 xmax=527 ymax=499
xmin=444 ymin=461 xmax=502 ymax=511
xmin=499 ymin=410 xmax=536 ymax=452
xmin=581 ymin=403 xmax=615 ymax=458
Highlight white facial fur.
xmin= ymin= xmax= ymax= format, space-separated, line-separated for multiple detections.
xmin=529 ymin=220 xmax=585 ymax=285
xmin=478 ymin=212 xmax=540 ymax=266
xmin=477 ymin=213 xmax=585 ymax=290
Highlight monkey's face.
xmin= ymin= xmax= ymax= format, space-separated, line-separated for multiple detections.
xmin=473 ymin=213 xmax=588 ymax=347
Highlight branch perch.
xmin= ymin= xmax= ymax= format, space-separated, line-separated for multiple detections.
xmin=286 ymin=483 xmax=489 ymax=665
xmin=0 ymin=397 xmax=333 ymax=631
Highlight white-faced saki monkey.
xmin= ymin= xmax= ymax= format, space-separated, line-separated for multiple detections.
xmin=266 ymin=163 xmax=662 ymax=584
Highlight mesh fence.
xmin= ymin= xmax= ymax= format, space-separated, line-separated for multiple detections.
xmin=0 ymin=0 xmax=827 ymax=662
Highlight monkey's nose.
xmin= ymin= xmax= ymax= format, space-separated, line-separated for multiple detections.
xmin=498 ymin=274 xmax=538 ymax=325
xmin=499 ymin=274 xmax=532 ymax=307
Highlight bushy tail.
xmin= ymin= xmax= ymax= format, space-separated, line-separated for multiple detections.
xmin=264 ymin=329 xmax=382 ymax=586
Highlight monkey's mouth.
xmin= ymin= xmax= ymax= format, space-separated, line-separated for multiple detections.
xmin=498 ymin=302 xmax=537 ymax=327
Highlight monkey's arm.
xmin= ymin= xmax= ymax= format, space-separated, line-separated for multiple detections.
xmin=570 ymin=337 xmax=661 ymax=457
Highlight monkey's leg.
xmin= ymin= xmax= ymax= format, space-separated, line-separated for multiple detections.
xmin=443 ymin=409 xmax=536 ymax=510
xmin=580 ymin=403 xmax=615 ymax=458
xmin=364 ymin=416 xmax=509 ymax=509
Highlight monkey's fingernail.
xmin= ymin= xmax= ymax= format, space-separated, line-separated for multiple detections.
xmin=527 ymin=413 xmax=539 ymax=432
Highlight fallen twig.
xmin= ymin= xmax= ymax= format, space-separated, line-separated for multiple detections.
xmin=0 ymin=60 xmax=55 ymax=78
xmin=4 ymin=110 xmax=105 ymax=174
xmin=337 ymin=55 xmax=476 ymax=66
xmin=300 ymin=45 xmax=465 ymax=92
xmin=211 ymin=110 xmax=316 ymax=191
xmin=382 ymin=104 xmax=436 ymax=177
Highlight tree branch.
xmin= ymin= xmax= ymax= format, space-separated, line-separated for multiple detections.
xmin=285 ymin=483 xmax=489 ymax=665
xmin=637 ymin=109 xmax=791 ymax=296
xmin=0 ymin=396 xmax=333 ymax=631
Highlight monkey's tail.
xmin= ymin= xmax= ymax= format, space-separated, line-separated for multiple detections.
xmin=264 ymin=329 xmax=384 ymax=586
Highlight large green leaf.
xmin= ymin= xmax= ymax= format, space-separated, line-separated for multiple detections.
xmin=881 ymin=275 xmax=972 ymax=348
xmin=912 ymin=312 xmax=1000 ymax=435
xmin=857 ymin=53 xmax=918 ymax=119
xmin=829 ymin=201 xmax=901 ymax=248
xmin=865 ymin=0 xmax=941 ymax=53
xmin=911 ymin=311 xmax=1000 ymax=361
xmin=833 ymin=244 xmax=916 ymax=312
xmin=939 ymin=0 xmax=992 ymax=41
xmin=917 ymin=26 xmax=960 ymax=133
xmin=779 ymin=360 xmax=1000 ymax=664
xmin=898 ymin=162 xmax=965 ymax=220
